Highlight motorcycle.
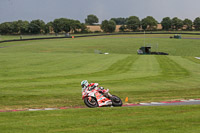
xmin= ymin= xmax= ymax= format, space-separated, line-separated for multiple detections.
xmin=82 ymin=87 xmax=123 ymax=108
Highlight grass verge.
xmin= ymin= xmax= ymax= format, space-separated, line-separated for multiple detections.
xmin=0 ymin=105 xmax=200 ymax=133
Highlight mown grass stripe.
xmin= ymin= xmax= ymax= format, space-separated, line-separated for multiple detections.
xmin=100 ymin=55 xmax=190 ymax=86
xmin=0 ymin=55 xmax=138 ymax=84
xmin=0 ymin=56 xmax=191 ymax=91
xmin=156 ymin=55 xmax=190 ymax=78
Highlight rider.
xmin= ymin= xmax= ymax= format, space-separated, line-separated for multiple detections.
xmin=81 ymin=80 xmax=111 ymax=98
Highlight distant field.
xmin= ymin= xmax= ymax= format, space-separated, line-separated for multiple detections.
xmin=87 ymin=25 xmax=122 ymax=32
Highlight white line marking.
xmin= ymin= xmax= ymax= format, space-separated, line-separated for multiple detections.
xmin=151 ymin=102 xmax=165 ymax=105
xmin=189 ymin=99 xmax=200 ymax=101
xmin=189 ymin=99 xmax=195 ymax=101
xmin=44 ymin=108 xmax=58 ymax=110
xmin=140 ymin=103 xmax=151 ymax=105
xmin=28 ymin=109 xmax=43 ymax=111
xmin=195 ymin=57 xmax=200 ymax=60
xmin=180 ymin=100 xmax=190 ymax=102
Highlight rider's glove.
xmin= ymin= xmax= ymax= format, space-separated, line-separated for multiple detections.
xmin=99 ymin=87 xmax=104 ymax=90
xmin=94 ymin=83 xmax=99 ymax=87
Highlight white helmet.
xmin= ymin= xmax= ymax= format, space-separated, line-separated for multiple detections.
xmin=81 ymin=80 xmax=89 ymax=88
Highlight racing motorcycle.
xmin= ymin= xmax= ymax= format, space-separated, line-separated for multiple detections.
xmin=82 ymin=87 xmax=122 ymax=108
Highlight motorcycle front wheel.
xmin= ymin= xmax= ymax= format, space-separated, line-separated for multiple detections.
xmin=111 ymin=95 xmax=123 ymax=107
xmin=84 ymin=97 xmax=99 ymax=108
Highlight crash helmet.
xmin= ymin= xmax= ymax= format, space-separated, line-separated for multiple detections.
xmin=81 ymin=80 xmax=89 ymax=88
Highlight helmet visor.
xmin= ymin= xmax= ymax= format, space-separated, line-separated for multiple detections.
xmin=81 ymin=84 xmax=85 ymax=88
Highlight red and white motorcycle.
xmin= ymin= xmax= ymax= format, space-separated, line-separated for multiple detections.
xmin=82 ymin=87 xmax=123 ymax=108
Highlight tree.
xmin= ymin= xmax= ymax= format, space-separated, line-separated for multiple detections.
xmin=85 ymin=14 xmax=99 ymax=25
xmin=161 ymin=17 xmax=172 ymax=30
xmin=141 ymin=16 xmax=158 ymax=30
xmin=172 ymin=17 xmax=183 ymax=30
xmin=101 ymin=20 xmax=116 ymax=33
xmin=0 ymin=22 xmax=13 ymax=34
xmin=52 ymin=18 xmax=71 ymax=33
xmin=29 ymin=19 xmax=45 ymax=34
xmin=183 ymin=18 xmax=193 ymax=30
xmin=194 ymin=17 xmax=200 ymax=30
xmin=7 ymin=20 xmax=30 ymax=34
xmin=52 ymin=18 xmax=62 ymax=33
xmin=45 ymin=21 xmax=53 ymax=33
xmin=70 ymin=20 xmax=82 ymax=33
xmin=11 ymin=21 xmax=20 ymax=33
xmin=19 ymin=20 xmax=29 ymax=34
xmin=110 ymin=17 xmax=128 ymax=25
xmin=62 ymin=19 xmax=71 ymax=33
xmin=14 ymin=20 xmax=30 ymax=34
xmin=126 ymin=16 xmax=140 ymax=31
xmin=141 ymin=19 xmax=148 ymax=30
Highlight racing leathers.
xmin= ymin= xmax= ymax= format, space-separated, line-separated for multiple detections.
xmin=82 ymin=83 xmax=111 ymax=99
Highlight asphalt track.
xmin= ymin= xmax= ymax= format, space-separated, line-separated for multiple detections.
xmin=123 ymin=99 xmax=200 ymax=107
xmin=0 ymin=99 xmax=200 ymax=113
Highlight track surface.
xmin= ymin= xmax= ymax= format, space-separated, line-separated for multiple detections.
xmin=124 ymin=99 xmax=200 ymax=107
xmin=0 ymin=99 xmax=200 ymax=113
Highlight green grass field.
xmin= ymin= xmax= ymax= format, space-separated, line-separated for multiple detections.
xmin=0 ymin=105 xmax=200 ymax=133
xmin=0 ymin=34 xmax=200 ymax=132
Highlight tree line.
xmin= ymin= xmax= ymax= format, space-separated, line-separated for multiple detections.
xmin=0 ymin=14 xmax=200 ymax=34
xmin=0 ymin=18 xmax=88 ymax=34
xmin=111 ymin=16 xmax=200 ymax=32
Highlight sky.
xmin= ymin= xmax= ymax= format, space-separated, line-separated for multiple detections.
xmin=0 ymin=0 xmax=200 ymax=23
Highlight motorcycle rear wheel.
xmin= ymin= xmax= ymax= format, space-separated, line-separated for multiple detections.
xmin=84 ymin=97 xmax=99 ymax=108
xmin=111 ymin=95 xmax=123 ymax=107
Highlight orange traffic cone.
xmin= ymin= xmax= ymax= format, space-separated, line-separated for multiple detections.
xmin=125 ymin=97 xmax=128 ymax=102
